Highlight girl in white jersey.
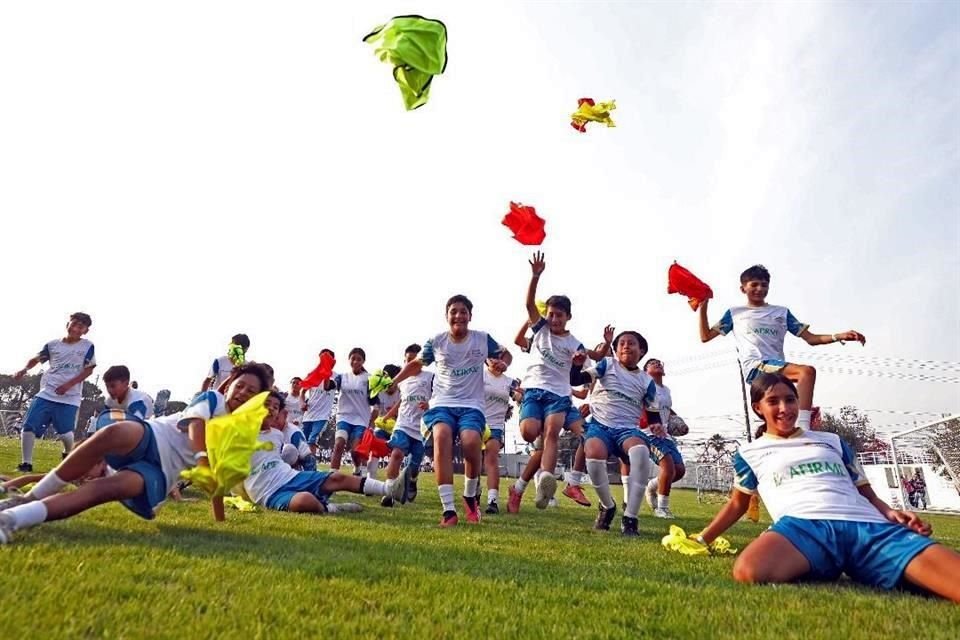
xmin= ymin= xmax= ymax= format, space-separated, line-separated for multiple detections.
xmin=482 ymin=362 xmax=520 ymax=514
xmin=328 ymin=348 xmax=378 ymax=474
xmin=694 ymin=373 xmax=959 ymax=602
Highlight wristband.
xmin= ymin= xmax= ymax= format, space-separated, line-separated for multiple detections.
xmin=194 ymin=451 xmax=209 ymax=461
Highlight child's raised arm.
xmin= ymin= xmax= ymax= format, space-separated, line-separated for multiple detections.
xmin=514 ymin=320 xmax=532 ymax=351
xmin=699 ymin=299 xmax=721 ymax=343
xmin=586 ymin=325 xmax=615 ymax=360
xmin=799 ymin=328 xmax=866 ymax=347
xmin=184 ymin=417 xmax=224 ymax=522
xmin=525 ymin=251 xmax=546 ymax=325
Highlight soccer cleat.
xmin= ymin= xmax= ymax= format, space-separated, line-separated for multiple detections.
xmin=0 ymin=513 xmax=14 ymax=544
xmin=621 ymin=516 xmax=640 ymax=537
xmin=507 ymin=486 xmax=522 ymax=514
xmin=562 ymin=484 xmax=591 ymax=507
xmin=386 ymin=477 xmax=405 ymax=503
xmin=746 ymin=494 xmax=760 ymax=523
xmin=645 ymin=484 xmax=658 ymax=511
xmin=326 ymin=502 xmax=364 ymax=514
xmin=548 ymin=498 xmax=558 ymax=508
xmin=0 ymin=494 xmax=32 ymax=513
xmin=535 ymin=472 xmax=557 ymax=510
xmin=594 ymin=503 xmax=617 ymax=531
xmin=17 ymin=463 xmax=32 ymax=473
xmin=406 ymin=478 xmax=418 ymax=503
xmin=463 ymin=497 xmax=482 ymax=524
xmin=653 ymin=507 xmax=675 ymax=519
xmin=380 ymin=496 xmax=394 ymax=508
xmin=485 ymin=501 xmax=499 ymax=515
xmin=439 ymin=510 xmax=459 ymax=528
xmin=399 ymin=466 xmax=412 ymax=504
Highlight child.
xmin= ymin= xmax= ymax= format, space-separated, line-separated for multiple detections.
xmin=693 ymin=373 xmax=959 ymax=602
xmin=284 ymin=377 xmax=304 ymax=427
xmin=13 ymin=312 xmax=96 ymax=471
xmin=301 ymin=349 xmax=336 ymax=456
xmin=381 ymin=345 xmax=434 ymax=507
xmin=482 ymin=360 xmax=520 ymax=514
xmin=242 ymin=392 xmax=401 ymax=513
xmin=638 ymin=358 xmax=685 ymax=518
xmin=201 ymin=333 xmax=250 ymax=393
xmin=102 ymin=365 xmax=155 ymax=422
xmin=367 ymin=364 xmax=403 ymax=479
xmin=391 ymin=294 xmax=512 ymax=527
xmin=569 ymin=331 xmax=659 ymax=537
xmin=0 ymin=364 xmax=272 ymax=543
xmin=329 ymin=348 xmax=378 ymax=474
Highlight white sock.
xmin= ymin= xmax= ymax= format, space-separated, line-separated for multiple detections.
xmin=439 ymin=484 xmax=455 ymax=512
xmin=625 ymin=445 xmax=651 ymax=519
xmin=568 ymin=471 xmax=582 ymax=487
xmin=9 ymin=501 xmax=48 ymax=530
xmin=362 ymin=478 xmax=387 ymax=496
xmin=21 ymin=431 xmax=36 ymax=464
xmin=647 ymin=477 xmax=659 ymax=492
xmin=58 ymin=431 xmax=75 ymax=455
xmin=534 ymin=469 xmax=543 ymax=486
xmin=657 ymin=494 xmax=670 ymax=510
xmin=366 ymin=457 xmax=379 ymax=479
xmin=798 ymin=410 xmax=812 ymax=430
xmin=488 ymin=489 xmax=499 ymax=504
xmin=621 ymin=475 xmax=630 ymax=504
xmin=464 ymin=476 xmax=479 ymax=498
xmin=514 ymin=478 xmax=528 ymax=494
xmin=587 ymin=458 xmax=615 ymax=509
xmin=27 ymin=472 xmax=68 ymax=500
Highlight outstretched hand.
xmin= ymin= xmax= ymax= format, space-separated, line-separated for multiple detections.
xmin=836 ymin=330 xmax=866 ymax=345
xmin=572 ymin=351 xmax=587 ymax=367
xmin=887 ymin=509 xmax=932 ymax=536
xmin=529 ymin=251 xmax=546 ymax=277
xmin=603 ymin=325 xmax=615 ymax=344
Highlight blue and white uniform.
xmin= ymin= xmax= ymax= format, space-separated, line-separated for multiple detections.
xmin=207 ymin=355 xmax=235 ymax=391
xmin=284 ymin=392 xmax=304 ymax=426
xmin=22 ymin=338 xmax=96 ymax=436
xmin=388 ymin=371 xmax=434 ymax=468
xmin=334 ymin=371 xmax=376 ymax=442
xmin=640 ymin=382 xmax=682 ymax=466
xmin=580 ymin=357 xmax=658 ymax=454
xmin=374 ymin=389 xmax=401 ymax=440
xmin=282 ymin=422 xmax=315 ymax=471
xmin=244 ymin=428 xmax=332 ymax=511
xmin=713 ymin=305 xmax=808 ymax=382
xmin=483 ymin=369 xmax=518 ymax=446
xmin=96 ymin=388 xmax=156 ymax=430
xmin=520 ymin=319 xmax=584 ymax=422
xmin=302 ymin=386 xmax=335 ymax=445
xmin=733 ymin=429 xmax=935 ymax=589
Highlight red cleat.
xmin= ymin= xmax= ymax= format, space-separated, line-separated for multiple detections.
xmin=507 ymin=486 xmax=522 ymax=514
xmin=562 ymin=484 xmax=591 ymax=507
xmin=439 ymin=511 xmax=459 ymax=528
xmin=464 ymin=498 xmax=482 ymax=524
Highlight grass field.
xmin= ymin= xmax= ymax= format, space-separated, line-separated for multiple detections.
xmin=1 ymin=439 xmax=958 ymax=639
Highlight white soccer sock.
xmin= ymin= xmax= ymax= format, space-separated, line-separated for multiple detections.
xmin=362 ymin=478 xmax=387 ymax=496
xmin=647 ymin=477 xmax=659 ymax=492
xmin=27 ymin=472 xmax=68 ymax=500
xmin=514 ymin=478 xmax=528 ymax=494
xmin=366 ymin=457 xmax=379 ymax=479
xmin=657 ymin=494 xmax=670 ymax=510
xmin=621 ymin=475 xmax=630 ymax=504
xmin=488 ymin=489 xmax=499 ymax=504
xmin=439 ymin=484 xmax=455 ymax=512
xmin=9 ymin=501 xmax=48 ymax=531
xmin=798 ymin=410 xmax=812 ymax=430
xmin=587 ymin=458 xmax=615 ymax=509
xmin=534 ymin=469 xmax=543 ymax=486
xmin=58 ymin=431 xmax=75 ymax=455
xmin=625 ymin=445 xmax=651 ymax=519
xmin=464 ymin=476 xmax=479 ymax=498
xmin=567 ymin=471 xmax=582 ymax=487
xmin=21 ymin=432 xmax=36 ymax=464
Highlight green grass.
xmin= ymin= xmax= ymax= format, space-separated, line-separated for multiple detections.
xmin=1 ymin=439 xmax=958 ymax=639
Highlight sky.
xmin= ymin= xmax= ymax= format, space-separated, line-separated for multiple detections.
xmin=1 ymin=1 xmax=958 ymax=452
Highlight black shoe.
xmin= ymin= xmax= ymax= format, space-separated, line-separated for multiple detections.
xmin=381 ymin=496 xmax=394 ymax=508
xmin=485 ymin=501 xmax=499 ymax=515
xmin=621 ymin=516 xmax=639 ymax=537
xmin=17 ymin=463 xmax=33 ymax=473
xmin=594 ymin=503 xmax=617 ymax=531
xmin=407 ymin=479 xmax=418 ymax=503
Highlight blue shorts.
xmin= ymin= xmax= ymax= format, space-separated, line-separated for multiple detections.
xmin=103 ymin=423 xmax=168 ymax=520
xmin=265 ymin=470 xmax=334 ymax=511
xmin=23 ymin=396 xmax=79 ymax=436
xmin=95 ymin=408 xmax=142 ymax=431
xmin=563 ymin=407 xmax=583 ymax=432
xmin=335 ymin=421 xmax=366 ymax=443
xmin=422 ymin=406 xmax=486 ymax=436
xmin=373 ymin=428 xmax=392 ymax=441
xmin=487 ymin=427 xmax=505 ymax=446
xmin=388 ymin=431 xmax=426 ymax=469
xmin=520 ymin=389 xmax=572 ymax=422
xmin=641 ymin=433 xmax=684 ymax=465
xmin=302 ymin=420 xmax=327 ymax=445
xmin=746 ymin=359 xmax=788 ymax=383
xmin=770 ymin=516 xmax=936 ymax=590
xmin=585 ymin=421 xmax=645 ymax=457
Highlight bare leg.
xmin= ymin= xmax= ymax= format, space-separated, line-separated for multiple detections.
xmin=386 ymin=448 xmax=405 ymax=480
xmin=53 ymin=421 xmax=145 ymax=483
xmin=521 ymin=450 xmax=541 ymax=482
xmin=540 ymin=413 xmax=565 ymax=474
xmin=330 ymin=437 xmax=347 ymax=471
xmin=287 ymin=492 xmax=326 ymax=513
xmin=732 ymin=531 xmax=811 ymax=583
xmin=42 ymin=471 xmax=145 ymax=521
xmin=484 ymin=439 xmax=501 ymax=492
xmin=658 ymin=458 xmax=676 ymax=496
xmin=461 ymin=430 xmax=482 ymax=481
xmin=782 ymin=363 xmax=816 ymax=411
xmin=902 ymin=544 xmax=960 ymax=602
xmin=434 ymin=424 xmax=453 ymax=486
xmin=519 ymin=418 xmax=542 ymax=445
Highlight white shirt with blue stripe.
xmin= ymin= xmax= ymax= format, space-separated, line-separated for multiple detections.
xmin=149 ymin=390 xmax=227 ymax=493
xmin=207 ymin=355 xmax=234 ymax=391
xmin=582 ymin=357 xmax=658 ymax=430
xmin=484 ymin=369 xmax=519 ymax=429
xmin=35 ymin=338 xmax=96 ymax=407
xmin=302 ymin=386 xmax=335 ymax=423
xmin=521 ymin=319 xmax=585 ymax=397
xmin=334 ymin=371 xmax=375 ymax=426
xmin=712 ymin=305 xmax=808 ymax=380
xmin=421 ymin=330 xmax=505 ymax=412
xmin=105 ymin=388 xmax=155 ymax=421
xmin=396 ymin=371 xmax=434 ymax=438
xmin=244 ymin=428 xmax=299 ymax=506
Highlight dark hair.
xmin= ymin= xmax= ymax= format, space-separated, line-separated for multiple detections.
xmin=613 ymin=331 xmax=648 ymax=355
xmin=383 ymin=364 xmax=401 ymax=378
xmin=349 ymin=347 xmax=366 ymax=361
xmin=266 ymin=389 xmax=285 ymax=408
xmin=750 ymin=373 xmax=798 ymax=438
xmin=231 ymin=333 xmax=251 ymax=350
xmin=445 ymin=294 xmax=473 ymax=313
xmin=231 ymin=362 xmax=271 ymax=393
xmin=643 ymin=358 xmax=662 ymax=371
xmin=404 ymin=343 xmax=422 ymax=355
xmin=103 ymin=365 xmax=130 ymax=384
xmin=290 ymin=376 xmax=303 ymax=384
xmin=70 ymin=312 xmax=93 ymax=328
xmin=320 ymin=348 xmax=335 ymax=359
xmin=545 ymin=295 xmax=572 ymax=316
xmin=740 ymin=265 xmax=770 ymax=284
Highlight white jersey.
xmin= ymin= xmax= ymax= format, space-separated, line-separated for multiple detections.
xmin=148 ymin=390 xmax=227 ymax=495
xmin=244 ymin=428 xmax=299 ymax=506
xmin=396 ymin=372 xmax=434 ymax=438
xmin=281 ymin=423 xmax=310 ymax=460
xmin=105 ymin=388 xmax=155 ymax=421
xmin=284 ymin=393 xmax=304 ymax=425
xmin=733 ymin=429 xmax=883 ymax=524
xmin=335 ymin=370 xmax=374 ymax=426
xmin=421 ymin=330 xmax=505 ymax=411
xmin=521 ymin=318 xmax=584 ymax=397
xmin=714 ymin=305 xmax=808 ymax=380
xmin=35 ymin=338 xmax=96 ymax=407
xmin=483 ymin=369 xmax=518 ymax=428
xmin=207 ymin=355 xmax=235 ymax=391
xmin=649 ymin=382 xmax=672 ymax=431
xmin=583 ymin=357 xmax=658 ymax=430
xmin=302 ymin=386 xmax=335 ymax=423
xmin=377 ymin=389 xmax=401 ymax=414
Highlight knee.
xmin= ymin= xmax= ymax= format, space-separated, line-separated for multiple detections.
xmin=520 ymin=420 xmax=540 ymax=441
xmin=627 ymin=444 xmax=649 ymax=468
xmin=799 ymin=365 xmax=816 ymax=383
xmin=674 ymin=465 xmax=686 ymax=481
xmin=732 ymin=558 xmax=763 ymax=584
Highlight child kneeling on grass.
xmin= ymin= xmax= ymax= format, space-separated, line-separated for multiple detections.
xmin=692 ymin=373 xmax=960 ymax=602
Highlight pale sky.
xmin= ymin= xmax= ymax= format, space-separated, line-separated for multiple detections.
xmin=2 ymin=1 xmax=958 ymax=451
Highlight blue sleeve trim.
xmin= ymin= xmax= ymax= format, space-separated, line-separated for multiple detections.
xmin=128 ymin=400 xmax=148 ymax=419
xmin=486 ymin=334 xmax=503 ymax=357
xmin=595 ymin=358 xmax=609 ymax=378
xmin=421 ymin=340 xmax=435 ymax=366
xmin=733 ymin=451 xmax=758 ymax=492
xmin=530 ymin=318 xmax=547 ymax=334
xmin=786 ymin=309 xmax=806 ymax=336
xmin=84 ymin=344 xmax=95 ymax=366
xmin=38 ymin=343 xmax=51 ymax=362
xmin=717 ymin=310 xmax=734 ymax=335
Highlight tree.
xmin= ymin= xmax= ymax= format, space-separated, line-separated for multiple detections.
xmin=817 ymin=406 xmax=887 ymax=453
xmin=0 ymin=373 xmax=102 ymax=437
xmin=928 ymin=417 xmax=960 ymax=489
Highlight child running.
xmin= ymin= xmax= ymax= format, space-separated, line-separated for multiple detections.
xmin=301 ymin=348 xmax=336 ymax=457
xmin=329 ymin=348 xmax=378 ymax=475
xmin=481 ymin=361 xmax=520 ymax=514
xmin=284 ymin=377 xmax=304 ymax=427
xmin=391 ymin=294 xmax=512 ymax=527
xmin=638 ymin=357 xmax=685 ymax=518
xmin=13 ymin=312 xmax=96 ymax=471
xmin=201 ymin=333 xmax=250 ymax=393
xmin=693 ymin=373 xmax=959 ymax=602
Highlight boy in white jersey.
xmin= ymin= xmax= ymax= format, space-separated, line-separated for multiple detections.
xmin=519 ymin=252 xmax=613 ymax=509
xmin=367 ymin=364 xmax=403 ymax=479
xmin=94 ymin=365 xmax=155 ymax=430
xmin=13 ymin=312 xmax=97 ymax=471
xmin=570 ymin=331 xmax=660 ymax=537
xmin=284 ymin=377 xmax=304 ymax=427
xmin=391 ymin=294 xmax=512 ymax=527
xmin=0 ymin=364 xmax=272 ymax=543
xmin=329 ymin=348 xmax=378 ymax=474
xmin=693 ymin=374 xmax=959 ymax=602
xmin=482 ymin=362 xmax=520 ymax=514
xmin=635 ymin=358 xmax=685 ymax=518
xmin=301 ymin=348 xmax=336 ymax=456
xmin=201 ymin=333 xmax=250 ymax=393
xmin=381 ymin=345 xmax=434 ymax=507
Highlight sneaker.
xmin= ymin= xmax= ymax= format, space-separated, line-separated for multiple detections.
xmin=562 ymin=484 xmax=591 ymax=507
xmin=548 ymin=498 xmax=558 ymax=508
xmin=17 ymin=463 xmax=32 ymax=473
xmin=399 ymin=466 xmax=412 ymax=504
xmin=407 ymin=478 xmax=418 ymax=504
xmin=0 ymin=494 xmax=32 ymax=514
xmin=507 ymin=486 xmax=522 ymax=514
xmin=535 ymin=472 xmax=557 ymax=510
xmin=439 ymin=510 xmax=459 ymax=528
xmin=463 ymin=497 xmax=481 ymax=524
xmin=0 ymin=513 xmax=14 ymax=544
xmin=621 ymin=515 xmax=639 ymax=537
xmin=485 ymin=501 xmax=499 ymax=515
xmin=380 ymin=496 xmax=394 ymax=508
xmin=594 ymin=503 xmax=617 ymax=531
xmin=327 ymin=502 xmax=363 ymax=514
xmin=653 ymin=507 xmax=675 ymax=519
xmin=645 ymin=484 xmax=658 ymax=511
xmin=386 ymin=477 xmax=404 ymax=503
